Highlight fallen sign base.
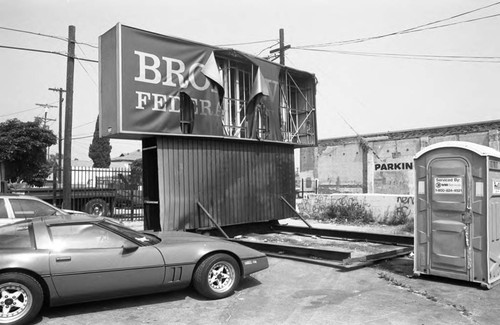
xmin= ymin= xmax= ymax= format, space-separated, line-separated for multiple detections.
xmin=229 ymin=231 xmax=413 ymax=269
xmin=193 ymin=220 xmax=414 ymax=269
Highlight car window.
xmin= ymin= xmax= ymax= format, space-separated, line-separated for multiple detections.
xmin=102 ymin=220 xmax=161 ymax=246
xmin=49 ymin=224 xmax=132 ymax=250
xmin=10 ymin=199 xmax=60 ymax=218
xmin=0 ymin=223 xmax=35 ymax=249
xmin=0 ymin=199 xmax=8 ymax=219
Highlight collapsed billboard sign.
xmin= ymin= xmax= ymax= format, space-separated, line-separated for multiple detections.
xmin=99 ymin=24 xmax=317 ymax=146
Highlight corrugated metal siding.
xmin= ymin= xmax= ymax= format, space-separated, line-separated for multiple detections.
xmin=157 ymin=137 xmax=296 ymax=230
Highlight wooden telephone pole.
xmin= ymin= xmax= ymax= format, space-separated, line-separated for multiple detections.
xmin=62 ymin=25 xmax=75 ymax=209
xmin=270 ymin=28 xmax=290 ymax=65
xmin=49 ymin=87 xmax=66 ymax=185
xmin=35 ymin=103 xmax=57 ymax=128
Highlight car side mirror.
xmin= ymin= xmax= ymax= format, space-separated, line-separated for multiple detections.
xmin=122 ymin=243 xmax=139 ymax=253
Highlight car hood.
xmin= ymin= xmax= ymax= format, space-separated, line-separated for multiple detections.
xmin=147 ymin=230 xmax=224 ymax=244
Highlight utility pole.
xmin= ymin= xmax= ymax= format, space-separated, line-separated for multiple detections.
xmin=35 ymin=103 xmax=57 ymax=160
xmin=49 ymin=87 xmax=65 ymax=186
xmin=63 ymin=25 xmax=75 ymax=209
xmin=270 ymin=28 xmax=290 ymax=65
xmin=35 ymin=103 xmax=57 ymax=128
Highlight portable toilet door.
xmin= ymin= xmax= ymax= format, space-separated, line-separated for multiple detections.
xmin=414 ymin=141 xmax=500 ymax=288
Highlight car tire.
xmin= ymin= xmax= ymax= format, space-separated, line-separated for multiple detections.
xmin=84 ymin=198 xmax=109 ymax=216
xmin=0 ymin=272 xmax=44 ymax=325
xmin=193 ymin=254 xmax=240 ymax=300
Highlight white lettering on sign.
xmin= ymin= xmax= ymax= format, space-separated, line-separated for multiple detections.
xmin=434 ymin=177 xmax=463 ymax=194
xmin=134 ymin=91 xmax=222 ymax=116
xmin=133 ymin=50 xmax=210 ymax=91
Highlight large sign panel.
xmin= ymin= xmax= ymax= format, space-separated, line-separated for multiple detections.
xmin=99 ymin=24 xmax=317 ymax=146
xmin=100 ymin=24 xmax=224 ymax=138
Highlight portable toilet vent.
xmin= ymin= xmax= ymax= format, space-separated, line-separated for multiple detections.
xmin=414 ymin=141 xmax=500 ymax=289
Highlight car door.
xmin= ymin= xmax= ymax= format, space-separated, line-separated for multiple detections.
xmin=48 ymin=223 xmax=165 ymax=302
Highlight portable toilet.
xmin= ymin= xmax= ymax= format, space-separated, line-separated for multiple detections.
xmin=413 ymin=141 xmax=500 ymax=288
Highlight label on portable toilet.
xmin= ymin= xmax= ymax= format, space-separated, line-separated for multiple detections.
xmin=434 ymin=177 xmax=463 ymax=194
xmin=493 ymin=179 xmax=500 ymax=195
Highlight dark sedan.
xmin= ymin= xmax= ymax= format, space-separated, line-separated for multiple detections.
xmin=0 ymin=215 xmax=268 ymax=325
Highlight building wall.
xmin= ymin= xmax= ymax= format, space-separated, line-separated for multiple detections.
xmin=299 ymin=121 xmax=500 ymax=195
xmin=316 ymin=142 xmax=364 ymax=193
xmin=370 ymin=138 xmax=420 ymax=195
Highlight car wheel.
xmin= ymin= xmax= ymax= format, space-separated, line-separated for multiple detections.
xmin=84 ymin=199 xmax=109 ymax=216
xmin=0 ymin=273 xmax=43 ymax=325
xmin=193 ymin=254 xmax=240 ymax=300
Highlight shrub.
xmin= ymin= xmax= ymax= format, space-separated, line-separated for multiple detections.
xmin=320 ymin=196 xmax=374 ymax=224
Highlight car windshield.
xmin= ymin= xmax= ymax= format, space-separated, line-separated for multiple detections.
xmin=101 ymin=220 xmax=161 ymax=246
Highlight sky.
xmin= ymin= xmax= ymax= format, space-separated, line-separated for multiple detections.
xmin=1 ymin=0 xmax=499 ymax=160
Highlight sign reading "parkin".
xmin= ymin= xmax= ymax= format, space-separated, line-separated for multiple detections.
xmin=374 ymin=162 xmax=413 ymax=171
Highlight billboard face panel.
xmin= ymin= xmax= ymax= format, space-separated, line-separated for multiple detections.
xmin=99 ymin=24 xmax=317 ymax=147
xmin=100 ymin=24 xmax=223 ymax=137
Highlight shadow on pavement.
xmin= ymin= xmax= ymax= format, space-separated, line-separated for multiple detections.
xmin=34 ymin=276 xmax=262 ymax=324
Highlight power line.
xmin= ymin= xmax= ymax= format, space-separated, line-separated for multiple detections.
xmin=256 ymin=41 xmax=280 ymax=57
xmin=76 ymin=44 xmax=98 ymax=87
xmin=0 ymin=44 xmax=98 ymax=63
xmin=0 ymin=25 xmax=98 ymax=48
xmin=293 ymin=48 xmax=500 ymax=63
xmin=294 ymin=1 xmax=500 ymax=49
xmin=216 ymin=39 xmax=278 ymax=47
xmin=0 ymin=26 xmax=67 ymax=42
xmin=0 ymin=106 xmax=39 ymax=118
xmin=73 ymin=120 xmax=97 ymax=129
xmin=405 ymin=12 xmax=500 ymax=34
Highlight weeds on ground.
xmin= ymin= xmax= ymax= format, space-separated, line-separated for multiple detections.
xmin=314 ymin=196 xmax=374 ymax=225
xmin=306 ymin=196 xmax=414 ymax=233
xmin=381 ymin=207 xmax=414 ymax=233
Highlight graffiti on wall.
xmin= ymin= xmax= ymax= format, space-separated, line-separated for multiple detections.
xmin=394 ymin=196 xmax=414 ymax=220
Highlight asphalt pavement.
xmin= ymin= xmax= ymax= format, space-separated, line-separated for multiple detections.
xmin=33 ymin=255 xmax=500 ymax=325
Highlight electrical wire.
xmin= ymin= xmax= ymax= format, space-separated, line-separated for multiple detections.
xmin=0 ymin=106 xmax=40 ymax=118
xmin=72 ymin=135 xmax=93 ymax=140
xmin=76 ymin=44 xmax=98 ymax=87
xmin=0 ymin=26 xmax=67 ymax=42
xmin=0 ymin=25 xmax=98 ymax=49
xmin=293 ymin=48 xmax=500 ymax=63
xmin=294 ymin=1 xmax=500 ymax=49
xmin=73 ymin=120 xmax=97 ymax=130
xmin=256 ymin=41 xmax=280 ymax=57
xmin=0 ymin=44 xmax=98 ymax=63
xmin=216 ymin=39 xmax=278 ymax=47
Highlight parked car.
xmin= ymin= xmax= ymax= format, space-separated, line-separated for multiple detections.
xmin=0 ymin=215 xmax=269 ymax=325
xmin=0 ymin=194 xmax=85 ymax=226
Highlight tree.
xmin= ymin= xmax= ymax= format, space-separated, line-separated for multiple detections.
xmin=0 ymin=118 xmax=57 ymax=187
xmin=88 ymin=115 xmax=112 ymax=168
xmin=130 ymin=158 xmax=143 ymax=187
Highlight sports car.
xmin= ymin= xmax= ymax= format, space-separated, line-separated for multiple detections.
xmin=0 ymin=215 xmax=268 ymax=325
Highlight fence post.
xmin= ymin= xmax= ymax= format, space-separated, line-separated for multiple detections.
xmin=52 ymin=165 xmax=57 ymax=206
